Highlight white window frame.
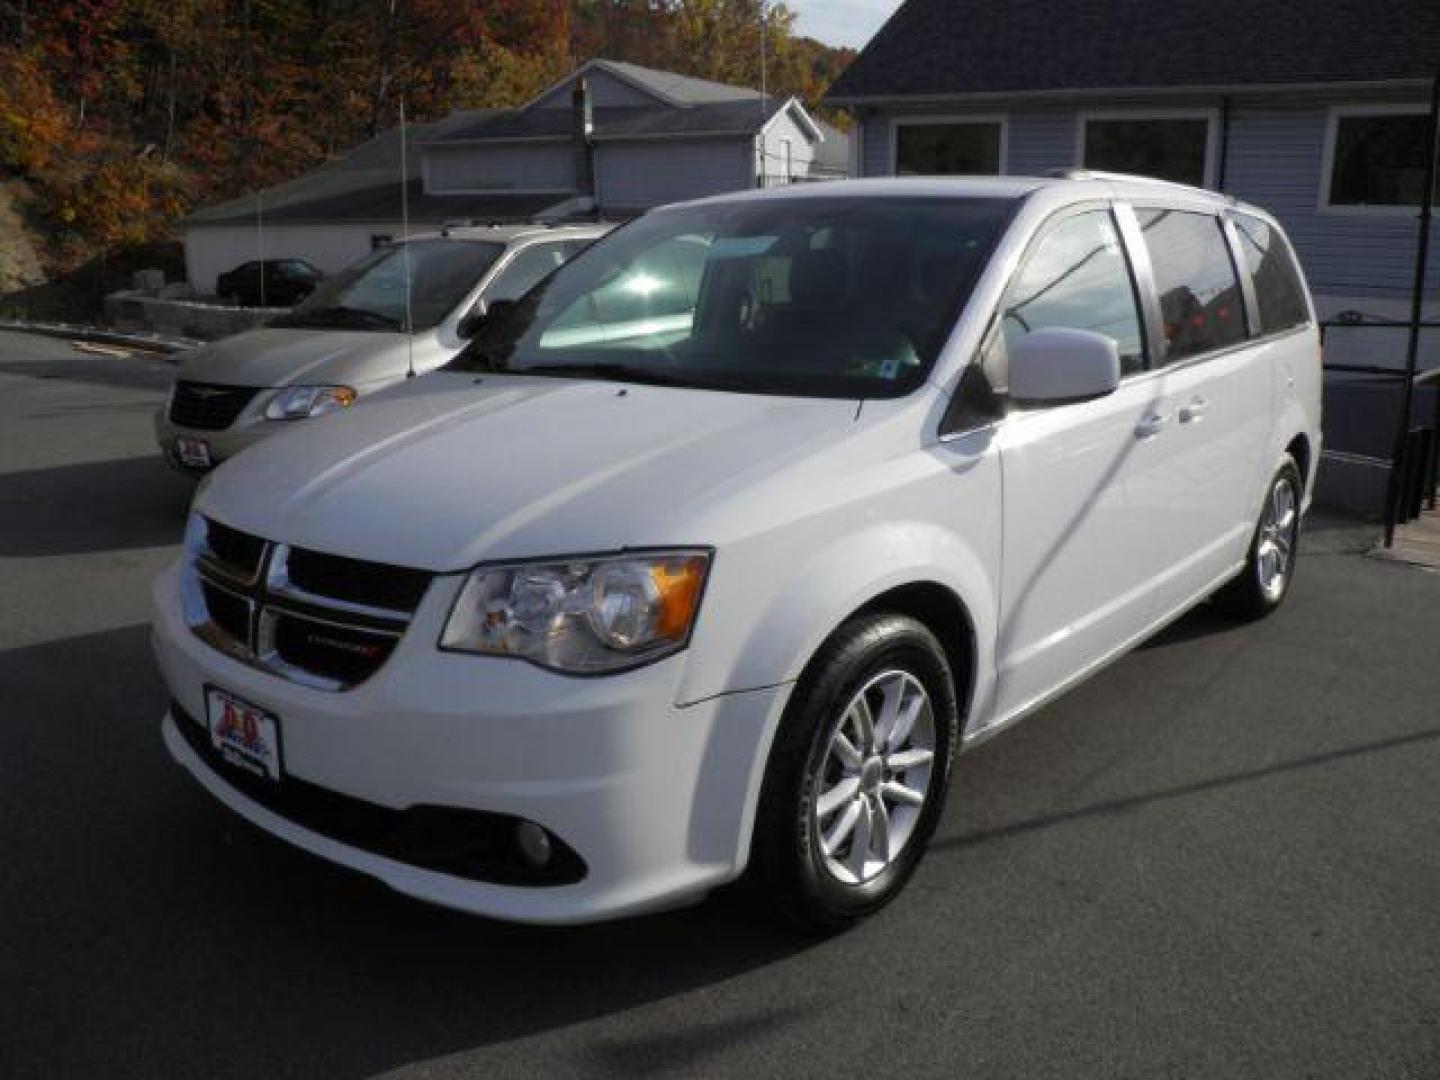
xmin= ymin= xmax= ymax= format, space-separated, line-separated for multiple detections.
xmin=1075 ymin=108 xmax=1220 ymax=189
xmin=1319 ymin=103 xmax=1433 ymax=216
xmin=890 ymin=114 xmax=1009 ymax=177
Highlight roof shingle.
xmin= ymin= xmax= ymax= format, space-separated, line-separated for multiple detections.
xmin=427 ymin=98 xmax=787 ymax=144
xmin=826 ymin=0 xmax=1440 ymax=102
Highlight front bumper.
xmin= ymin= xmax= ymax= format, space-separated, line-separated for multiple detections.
xmin=151 ymin=561 xmax=789 ymax=924
xmin=153 ymin=407 xmax=278 ymax=472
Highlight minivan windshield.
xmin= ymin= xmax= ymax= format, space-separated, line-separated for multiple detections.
xmin=446 ymin=196 xmax=1015 ymax=397
xmin=273 ymin=240 xmax=505 ymax=332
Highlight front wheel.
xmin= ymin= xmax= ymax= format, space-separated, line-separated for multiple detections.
xmin=749 ymin=613 xmax=959 ymax=931
xmin=1213 ymin=455 xmax=1303 ymax=620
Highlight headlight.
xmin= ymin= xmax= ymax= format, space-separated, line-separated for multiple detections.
xmin=265 ymin=385 xmax=357 ymax=420
xmin=440 ymin=551 xmax=711 ymax=674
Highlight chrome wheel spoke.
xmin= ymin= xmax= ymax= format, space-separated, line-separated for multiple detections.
xmin=817 ymin=776 xmax=861 ymax=820
xmin=881 ymin=779 xmax=926 ymax=807
xmin=849 ymin=695 xmax=876 ymax=753
xmin=886 ymin=692 xmax=925 ymax=753
xmin=831 ymin=732 xmax=863 ymax=771
xmin=885 ymin=747 xmax=934 ymax=772
xmin=846 ymin=800 xmax=874 ymax=877
xmin=872 ymin=676 xmax=904 ymax=748
xmin=869 ymin=793 xmax=891 ymax=861
xmin=822 ymin=798 xmax=863 ymax=856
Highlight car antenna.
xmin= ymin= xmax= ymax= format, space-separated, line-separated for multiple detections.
xmin=400 ymin=97 xmax=416 ymax=380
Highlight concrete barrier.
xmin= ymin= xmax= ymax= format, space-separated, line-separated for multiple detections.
xmin=104 ymin=290 xmax=291 ymax=341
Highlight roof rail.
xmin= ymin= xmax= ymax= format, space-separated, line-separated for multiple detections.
xmin=1045 ymin=167 xmax=1239 ymax=202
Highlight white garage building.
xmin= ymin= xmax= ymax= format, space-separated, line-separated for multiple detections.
xmin=182 ymin=60 xmax=847 ymax=296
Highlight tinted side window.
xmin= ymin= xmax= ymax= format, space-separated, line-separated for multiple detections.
xmin=981 ymin=209 xmax=1145 ymax=389
xmin=1231 ymin=213 xmax=1310 ymax=335
xmin=1136 ymin=208 xmax=1245 ymax=362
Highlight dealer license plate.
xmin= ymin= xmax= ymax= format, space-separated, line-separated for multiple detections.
xmin=206 ymin=687 xmax=283 ymax=783
xmin=174 ymin=437 xmax=212 ymax=469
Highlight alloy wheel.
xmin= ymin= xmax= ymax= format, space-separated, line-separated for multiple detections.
xmin=810 ymin=669 xmax=937 ymax=885
xmin=1256 ymin=475 xmax=1298 ymax=601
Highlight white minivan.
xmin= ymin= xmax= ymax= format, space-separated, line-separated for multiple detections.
xmin=152 ymin=176 xmax=1321 ymax=929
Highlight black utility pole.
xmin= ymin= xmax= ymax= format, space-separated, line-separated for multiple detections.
xmin=1383 ymin=68 xmax=1440 ymax=545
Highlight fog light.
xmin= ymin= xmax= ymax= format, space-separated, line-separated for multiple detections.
xmin=515 ymin=821 xmax=552 ymax=867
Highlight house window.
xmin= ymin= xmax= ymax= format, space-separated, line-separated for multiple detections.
xmin=1082 ymin=116 xmax=1212 ymax=187
xmin=894 ymin=120 xmax=1003 ymax=176
xmin=1325 ymin=109 xmax=1439 ymax=208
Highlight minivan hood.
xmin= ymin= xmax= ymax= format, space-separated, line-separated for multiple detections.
xmin=177 ymin=328 xmax=421 ymax=389
xmin=196 ymin=373 xmax=860 ymax=570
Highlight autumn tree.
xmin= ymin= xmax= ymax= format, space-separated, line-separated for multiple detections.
xmin=0 ymin=0 xmax=853 ymax=295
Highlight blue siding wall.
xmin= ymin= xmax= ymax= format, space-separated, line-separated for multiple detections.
xmin=1225 ymin=99 xmax=1440 ymax=302
xmin=857 ymin=95 xmax=1440 ymax=306
xmin=1006 ymin=107 xmax=1076 ymax=175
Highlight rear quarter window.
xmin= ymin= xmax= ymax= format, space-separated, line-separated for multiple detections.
xmin=1231 ymin=213 xmax=1311 ymax=334
xmin=1136 ymin=208 xmax=1246 ymax=362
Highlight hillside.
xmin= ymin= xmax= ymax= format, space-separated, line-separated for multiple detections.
xmin=0 ymin=1 xmax=853 ymax=317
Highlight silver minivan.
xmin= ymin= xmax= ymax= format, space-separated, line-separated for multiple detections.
xmin=156 ymin=223 xmax=609 ymax=472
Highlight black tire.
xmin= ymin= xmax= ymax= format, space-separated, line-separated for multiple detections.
xmin=1213 ymin=454 xmax=1303 ymax=620
xmin=749 ymin=613 xmax=959 ymax=932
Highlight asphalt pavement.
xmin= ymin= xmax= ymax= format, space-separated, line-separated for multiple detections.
xmin=2 ymin=328 xmax=1438 ymax=1079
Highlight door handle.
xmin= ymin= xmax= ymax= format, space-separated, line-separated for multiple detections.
xmin=1135 ymin=412 xmax=1168 ymax=439
xmin=1178 ymin=396 xmax=1208 ymax=424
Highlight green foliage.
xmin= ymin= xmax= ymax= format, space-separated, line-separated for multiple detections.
xmin=0 ymin=0 xmax=853 ymax=277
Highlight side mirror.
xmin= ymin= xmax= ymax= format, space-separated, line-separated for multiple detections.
xmin=1007 ymin=328 xmax=1121 ymax=405
xmin=456 ymin=301 xmax=488 ymax=341
xmin=457 ymin=298 xmax=519 ymax=340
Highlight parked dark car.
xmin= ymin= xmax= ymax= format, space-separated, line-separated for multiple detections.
xmin=215 ymin=259 xmax=323 ymax=308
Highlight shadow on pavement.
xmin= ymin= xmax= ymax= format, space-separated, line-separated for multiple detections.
xmin=1138 ymin=602 xmax=1239 ymax=650
xmin=0 ymin=355 xmax=175 ymax=393
xmin=935 ymin=724 xmax=1440 ymax=854
xmin=0 ymin=455 xmax=192 ymax=556
xmin=1 ymin=625 xmax=815 ymax=1080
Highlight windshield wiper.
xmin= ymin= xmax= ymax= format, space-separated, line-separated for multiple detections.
xmin=515 ymin=363 xmax=699 ymax=387
xmin=278 ymin=306 xmax=403 ymax=330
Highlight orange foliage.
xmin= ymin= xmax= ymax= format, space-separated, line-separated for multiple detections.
xmin=0 ymin=0 xmax=853 ymax=274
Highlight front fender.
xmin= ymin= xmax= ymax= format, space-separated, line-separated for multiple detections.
xmin=673 ymin=517 xmax=1000 ymax=875
xmin=677 ymin=518 xmax=998 ymax=718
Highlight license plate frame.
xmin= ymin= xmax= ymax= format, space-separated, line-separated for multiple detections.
xmin=174 ymin=436 xmax=213 ymax=469
xmin=205 ymin=686 xmax=284 ymax=784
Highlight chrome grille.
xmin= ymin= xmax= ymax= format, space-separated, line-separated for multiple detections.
xmin=182 ymin=516 xmax=432 ymax=691
xmin=169 ymin=382 xmax=261 ymax=431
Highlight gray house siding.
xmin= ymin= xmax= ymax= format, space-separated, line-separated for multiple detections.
xmin=1224 ymin=98 xmax=1440 ymax=303
xmin=595 ymin=138 xmax=753 ymax=209
xmin=856 ymin=94 xmax=1440 ymax=308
